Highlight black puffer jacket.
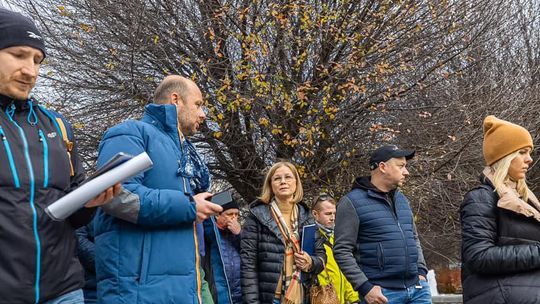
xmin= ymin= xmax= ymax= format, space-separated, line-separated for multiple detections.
xmin=460 ymin=175 xmax=540 ymax=304
xmin=240 ymin=200 xmax=325 ymax=304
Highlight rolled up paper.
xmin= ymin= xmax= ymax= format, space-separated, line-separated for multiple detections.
xmin=45 ymin=152 xmax=153 ymax=221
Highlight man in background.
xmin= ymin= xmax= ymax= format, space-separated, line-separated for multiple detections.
xmin=204 ymin=198 xmax=243 ymax=303
xmin=312 ymin=193 xmax=359 ymax=304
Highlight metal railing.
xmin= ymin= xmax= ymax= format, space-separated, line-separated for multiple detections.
xmin=432 ymin=294 xmax=463 ymax=303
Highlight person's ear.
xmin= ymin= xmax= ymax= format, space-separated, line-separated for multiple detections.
xmin=378 ymin=161 xmax=387 ymax=173
xmin=170 ymin=92 xmax=181 ymax=106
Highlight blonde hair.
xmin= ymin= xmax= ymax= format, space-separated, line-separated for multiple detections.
xmin=490 ymin=150 xmax=530 ymax=201
xmin=259 ymin=161 xmax=304 ymax=204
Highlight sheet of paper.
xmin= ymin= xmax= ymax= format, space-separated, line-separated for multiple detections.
xmin=45 ymin=152 xmax=153 ymax=221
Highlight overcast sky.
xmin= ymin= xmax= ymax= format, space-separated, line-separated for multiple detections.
xmin=1 ymin=1 xmax=22 ymax=12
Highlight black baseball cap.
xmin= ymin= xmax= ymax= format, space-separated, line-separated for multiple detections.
xmin=369 ymin=145 xmax=415 ymax=170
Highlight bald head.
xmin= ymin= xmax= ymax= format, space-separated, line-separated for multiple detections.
xmin=153 ymin=75 xmax=197 ymax=104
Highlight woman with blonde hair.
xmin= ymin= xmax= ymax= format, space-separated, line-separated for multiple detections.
xmin=241 ymin=161 xmax=325 ymax=304
xmin=460 ymin=115 xmax=540 ymax=303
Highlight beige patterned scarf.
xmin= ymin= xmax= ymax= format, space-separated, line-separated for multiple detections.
xmin=270 ymin=200 xmax=304 ymax=304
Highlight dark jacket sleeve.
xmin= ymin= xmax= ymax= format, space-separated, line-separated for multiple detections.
xmin=309 ymin=231 xmax=326 ymax=275
xmin=66 ymin=129 xmax=95 ymax=229
xmin=333 ymin=196 xmax=373 ymax=297
xmin=300 ymin=228 xmax=327 ymax=285
xmin=461 ymin=188 xmax=540 ymax=275
xmin=241 ymin=213 xmax=260 ymax=304
xmin=413 ymin=221 xmax=428 ymax=276
xmin=75 ymin=222 xmax=95 ymax=274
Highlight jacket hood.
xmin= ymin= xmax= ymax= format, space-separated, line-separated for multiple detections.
xmin=479 ymin=172 xmax=495 ymax=189
xmin=352 ymin=176 xmax=380 ymax=192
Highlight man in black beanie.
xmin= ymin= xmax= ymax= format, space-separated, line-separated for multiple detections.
xmin=0 ymin=8 xmax=120 ymax=303
xmin=203 ymin=197 xmax=243 ymax=303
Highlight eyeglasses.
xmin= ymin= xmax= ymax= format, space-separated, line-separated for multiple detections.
xmin=272 ymin=175 xmax=296 ymax=183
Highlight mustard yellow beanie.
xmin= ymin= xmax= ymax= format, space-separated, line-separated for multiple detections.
xmin=483 ymin=115 xmax=533 ymax=166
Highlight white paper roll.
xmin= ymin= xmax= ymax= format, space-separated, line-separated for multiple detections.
xmin=46 ymin=152 xmax=153 ymax=221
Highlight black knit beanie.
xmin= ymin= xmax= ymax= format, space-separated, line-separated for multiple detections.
xmin=0 ymin=8 xmax=46 ymax=59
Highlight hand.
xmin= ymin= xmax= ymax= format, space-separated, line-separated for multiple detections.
xmin=294 ymin=251 xmax=313 ymax=272
xmin=85 ymin=183 xmax=122 ymax=208
xmin=194 ymin=192 xmax=223 ymax=222
xmin=419 ymin=275 xmax=426 ymax=281
xmin=365 ymin=286 xmax=388 ymax=304
xmin=227 ymin=219 xmax=241 ymax=235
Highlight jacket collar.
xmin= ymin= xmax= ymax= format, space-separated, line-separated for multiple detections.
xmin=142 ymin=103 xmax=181 ymax=147
xmin=482 ymin=167 xmax=540 ymax=222
xmin=142 ymin=103 xmax=179 ymax=133
xmin=0 ymin=95 xmax=37 ymax=111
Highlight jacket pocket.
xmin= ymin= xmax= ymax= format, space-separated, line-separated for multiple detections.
xmin=138 ymin=232 xmax=151 ymax=285
xmin=0 ymin=126 xmax=20 ymax=188
xmin=38 ymin=130 xmax=48 ymax=188
xmin=377 ymin=242 xmax=385 ymax=271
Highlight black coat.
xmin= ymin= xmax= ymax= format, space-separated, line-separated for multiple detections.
xmin=240 ymin=200 xmax=325 ymax=304
xmin=460 ymin=176 xmax=540 ymax=304
xmin=0 ymin=97 xmax=91 ymax=303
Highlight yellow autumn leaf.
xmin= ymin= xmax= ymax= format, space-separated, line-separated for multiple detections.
xmin=259 ymin=117 xmax=269 ymax=127
xmin=79 ymin=23 xmax=92 ymax=33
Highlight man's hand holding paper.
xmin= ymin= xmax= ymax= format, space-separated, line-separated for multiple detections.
xmin=85 ymin=183 xmax=122 ymax=208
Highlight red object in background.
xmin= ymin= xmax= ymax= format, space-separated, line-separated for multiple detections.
xmin=435 ymin=266 xmax=462 ymax=293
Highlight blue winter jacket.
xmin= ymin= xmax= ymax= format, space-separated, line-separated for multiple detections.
xmin=203 ymin=218 xmax=242 ymax=304
xmin=94 ymin=104 xmax=227 ymax=304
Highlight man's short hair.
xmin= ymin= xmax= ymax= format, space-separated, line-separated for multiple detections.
xmin=312 ymin=193 xmax=336 ymax=211
xmin=153 ymin=77 xmax=190 ymax=104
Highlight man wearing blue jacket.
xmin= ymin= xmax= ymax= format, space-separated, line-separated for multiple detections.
xmin=0 ymin=8 xmax=119 ymax=303
xmin=204 ymin=199 xmax=242 ymax=304
xmin=334 ymin=145 xmax=430 ymax=304
xmin=94 ymin=75 xmax=229 ymax=303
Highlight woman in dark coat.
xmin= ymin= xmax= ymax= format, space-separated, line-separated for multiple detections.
xmin=460 ymin=115 xmax=540 ymax=304
xmin=241 ymin=161 xmax=325 ymax=304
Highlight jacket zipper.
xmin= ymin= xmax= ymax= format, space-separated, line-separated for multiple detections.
xmin=193 ymin=222 xmax=202 ymax=304
xmin=38 ymin=130 xmax=48 ymax=188
xmin=0 ymin=126 xmax=20 ymax=188
xmin=384 ymin=195 xmax=409 ymax=289
xmin=6 ymin=111 xmax=42 ymax=303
